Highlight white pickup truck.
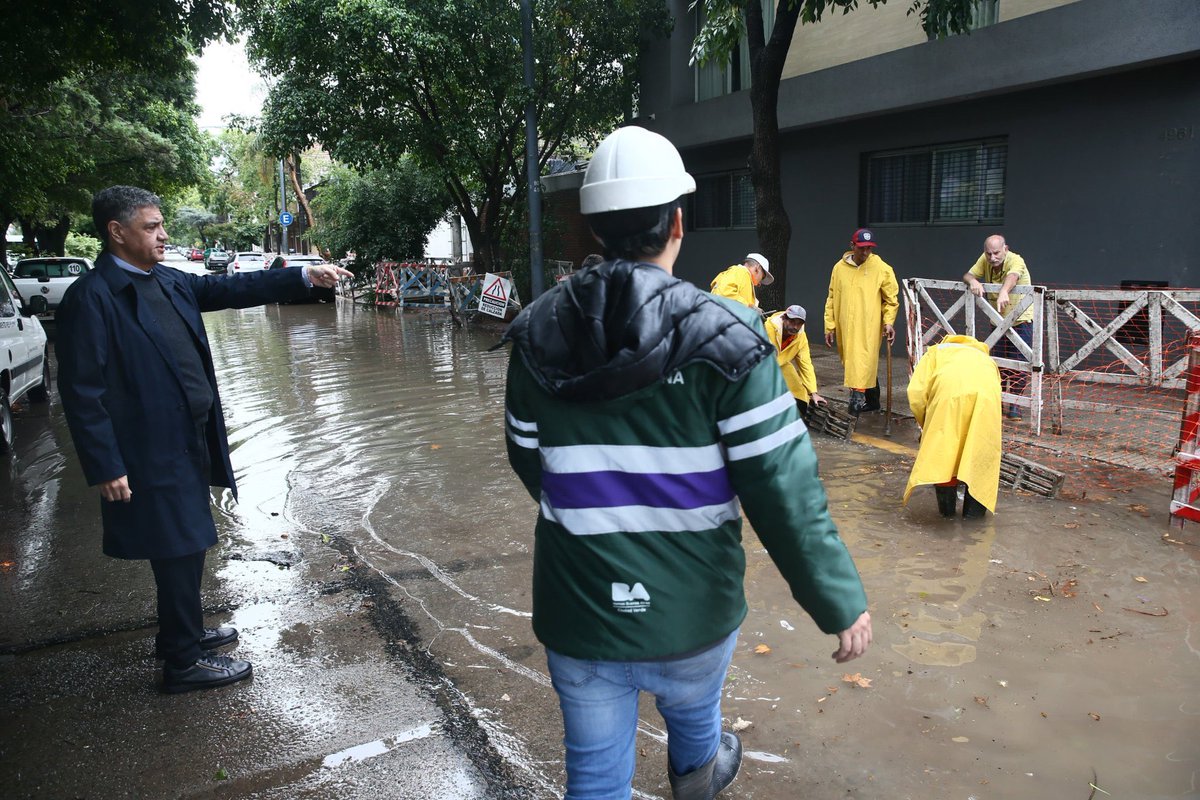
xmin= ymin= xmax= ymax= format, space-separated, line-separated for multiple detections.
xmin=10 ymin=257 xmax=94 ymax=316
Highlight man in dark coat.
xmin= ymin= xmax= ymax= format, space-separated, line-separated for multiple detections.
xmin=56 ymin=185 xmax=350 ymax=693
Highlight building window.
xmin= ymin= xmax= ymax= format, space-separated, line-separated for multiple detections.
xmin=863 ymin=139 xmax=1007 ymax=225
xmin=690 ymin=171 xmax=756 ymax=230
xmin=928 ymin=0 xmax=1000 ymax=39
xmin=694 ymin=1 xmax=775 ymax=102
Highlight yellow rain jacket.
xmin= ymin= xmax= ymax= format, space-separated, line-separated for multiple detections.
xmin=710 ymin=264 xmax=757 ymax=308
xmin=903 ymin=335 xmax=1003 ymax=512
xmin=823 ymin=252 xmax=899 ymax=389
xmin=766 ymin=312 xmax=818 ymax=402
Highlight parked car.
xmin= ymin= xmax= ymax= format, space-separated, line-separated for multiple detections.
xmin=11 ymin=256 xmax=94 ymax=316
xmin=0 ymin=267 xmax=50 ymax=452
xmin=227 ymin=251 xmax=267 ymax=274
xmin=188 ymin=248 xmax=204 ymax=261
xmin=268 ymin=253 xmax=335 ymax=302
xmin=204 ymin=249 xmax=231 ymax=271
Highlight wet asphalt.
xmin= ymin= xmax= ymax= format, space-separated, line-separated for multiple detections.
xmin=1 ymin=295 xmax=1197 ymax=799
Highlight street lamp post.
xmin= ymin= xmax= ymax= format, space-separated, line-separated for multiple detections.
xmin=520 ymin=0 xmax=545 ymax=300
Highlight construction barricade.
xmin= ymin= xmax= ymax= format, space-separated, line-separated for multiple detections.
xmin=1170 ymin=332 xmax=1200 ymax=528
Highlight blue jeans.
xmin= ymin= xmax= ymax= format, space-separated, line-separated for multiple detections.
xmin=545 ymin=629 xmax=739 ymax=800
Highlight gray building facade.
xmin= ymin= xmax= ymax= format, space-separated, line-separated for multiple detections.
xmin=638 ymin=0 xmax=1200 ymax=336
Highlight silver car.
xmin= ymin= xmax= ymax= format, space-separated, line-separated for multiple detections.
xmin=0 ymin=268 xmax=50 ymax=451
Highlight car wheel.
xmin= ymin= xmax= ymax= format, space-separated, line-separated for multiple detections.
xmin=28 ymin=295 xmax=48 ymax=315
xmin=28 ymin=347 xmax=51 ymax=402
xmin=0 ymin=386 xmax=13 ymax=453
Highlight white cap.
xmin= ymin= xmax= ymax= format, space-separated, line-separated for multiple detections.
xmin=745 ymin=252 xmax=773 ymax=285
xmin=580 ymin=127 xmax=696 ymax=215
xmin=784 ymin=304 xmax=806 ymax=321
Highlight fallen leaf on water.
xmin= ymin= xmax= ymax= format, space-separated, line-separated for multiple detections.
xmin=731 ymin=717 xmax=753 ymax=732
xmin=842 ymin=673 xmax=872 ymax=688
xmin=430 ymin=444 xmax=442 ymax=450
xmin=501 ymin=693 xmax=510 ymax=701
xmin=639 ymin=748 xmax=647 ymax=758
xmin=816 ymin=696 xmax=827 ymax=703
xmin=1088 ymin=712 xmax=1101 ymax=721
xmin=1129 ymin=504 xmax=1149 ymax=513
xmin=754 ymin=643 xmax=772 ymax=655
xmin=974 ymin=696 xmax=990 ymax=708
xmin=1092 ymin=602 xmax=1103 ymax=613
xmin=1059 ymin=579 xmax=1079 ymax=598
xmin=1040 ymin=711 xmax=1048 ymax=718
xmin=825 ymin=686 xmax=839 ymax=693
xmin=1134 ymin=576 xmax=1148 ymax=583
xmin=951 ymin=736 xmax=969 ymax=743
xmin=1034 ymin=596 xmax=1052 ymax=602
xmin=1063 ymin=522 xmax=1079 ymax=529
xmin=214 ymin=767 xmax=230 ymax=781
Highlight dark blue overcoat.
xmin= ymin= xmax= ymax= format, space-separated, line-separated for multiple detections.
xmin=56 ymin=253 xmax=311 ymax=560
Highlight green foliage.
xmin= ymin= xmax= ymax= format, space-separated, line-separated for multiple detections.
xmin=64 ymin=232 xmax=101 ymax=260
xmin=310 ymin=162 xmax=450 ymax=264
xmin=240 ymin=0 xmax=671 ymax=270
xmin=205 ymin=220 xmax=264 ymax=251
xmin=691 ymin=0 xmax=974 ymax=67
xmin=0 ymin=1 xmax=227 ymax=227
xmin=173 ymin=207 xmax=218 ymax=246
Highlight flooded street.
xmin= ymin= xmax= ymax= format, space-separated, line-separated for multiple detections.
xmin=3 ymin=299 xmax=1199 ymax=799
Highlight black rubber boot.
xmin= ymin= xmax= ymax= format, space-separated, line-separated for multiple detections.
xmin=962 ymin=487 xmax=987 ymax=518
xmin=935 ymin=485 xmax=958 ymax=518
xmin=668 ymin=731 xmax=743 ymax=800
xmin=848 ymin=390 xmax=867 ymax=415
xmin=863 ymin=384 xmax=881 ymax=412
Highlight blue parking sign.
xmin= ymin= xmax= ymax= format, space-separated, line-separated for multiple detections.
xmin=279 ymin=211 xmax=294 ymax=226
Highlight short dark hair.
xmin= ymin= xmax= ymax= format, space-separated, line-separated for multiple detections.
xmin=586 ymin=198 xmax=681 ymax=262
xmin=92 ymin=185 xmax=161 ymax=245
xmin=579 ymin=253 xmax=605 ymax=270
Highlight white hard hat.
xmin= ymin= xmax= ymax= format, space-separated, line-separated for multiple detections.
xmin=745 ymin=252 xmax=773 ymax=285
xmin=580 ymin=127 xmax=696 ymax=215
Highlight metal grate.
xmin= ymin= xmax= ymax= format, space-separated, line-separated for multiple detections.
xmin=865 ymin=139 xmax=1006 ymax=225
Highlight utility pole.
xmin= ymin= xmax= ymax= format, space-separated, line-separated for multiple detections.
xmin=520 ymin=0 xmax=544 ymax=299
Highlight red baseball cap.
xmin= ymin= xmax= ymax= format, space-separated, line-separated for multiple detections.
xmin=851 ymin=228 xmax=878 ymax=248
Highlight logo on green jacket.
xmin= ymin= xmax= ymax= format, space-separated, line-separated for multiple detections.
xmin=612 ymin=582 xmax=651 ymax=613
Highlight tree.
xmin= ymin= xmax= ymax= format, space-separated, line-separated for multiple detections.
xmin=241 ymin=0 xmax=671 ymax=273
xmin=692 ymin=0 xmax=975 ymax=302
xmin=309 ymin=162 xmax=451 ymax=267
xmin=0 ymin=1 xmax=230 ymax=261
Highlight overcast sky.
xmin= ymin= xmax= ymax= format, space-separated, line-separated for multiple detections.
xmin=193 ymin=38 xmax=269 ymax=131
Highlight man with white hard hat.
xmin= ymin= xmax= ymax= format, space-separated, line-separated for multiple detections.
xmin=502 ymin=125 xmax=871 ymax=800
xmin=710 ymin=251 xmax=772 ymax=308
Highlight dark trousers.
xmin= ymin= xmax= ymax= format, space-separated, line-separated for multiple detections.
xmin=149 ymin=549 xmax=206 ymax=668
xmin=996 ymin=321 xmax=1034 ymax=394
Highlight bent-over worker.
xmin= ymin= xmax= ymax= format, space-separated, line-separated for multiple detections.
xmin=710 ymin=252 xmax=772 ymax=308
xmin=765 ymin=304 xmax=826 ymax=416
xmin=903 ymin=334 xmax=1002 ymax=518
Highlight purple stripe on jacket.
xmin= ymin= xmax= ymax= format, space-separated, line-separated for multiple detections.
xmin=542 ymin=468 xmax=735 ymax=510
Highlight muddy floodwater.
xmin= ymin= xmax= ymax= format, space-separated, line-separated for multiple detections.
xmin=3 ymin=299 xmax=1198 ymax=799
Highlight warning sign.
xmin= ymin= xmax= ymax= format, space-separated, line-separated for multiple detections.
xmin=479 ymin=273 xmax=511 ymax=318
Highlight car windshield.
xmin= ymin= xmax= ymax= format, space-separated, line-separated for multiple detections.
xmin=15 ymin=261 xmax=88 ymax=278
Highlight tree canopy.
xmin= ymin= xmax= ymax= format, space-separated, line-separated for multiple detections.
xmin=310 ymin=162 xmax=451 ymax=266
xmin=0 ymin=0 xmax=232 ymax=257
xmin=241 ymin=0 xmax=671 ymax=272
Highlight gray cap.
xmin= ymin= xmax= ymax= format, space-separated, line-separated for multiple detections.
xmin=783 ymin=304 xmax=806 ymax=321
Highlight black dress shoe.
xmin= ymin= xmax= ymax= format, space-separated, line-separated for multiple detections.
xmin=155 ymin=626 xmax=238 ymax=660
xmin=162 ymin=654 xmax=253 ymax=694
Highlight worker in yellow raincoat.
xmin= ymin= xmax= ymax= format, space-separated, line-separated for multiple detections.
xmin=765 ymin=305 xmax=826 ymax=415
xmin=710 ymin=252 xmax=772 ymax=308
xmin=823 ymin=229 xmax=899 ymax=414
xmin=903 ymin=334 xmax=1002 ymax=518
